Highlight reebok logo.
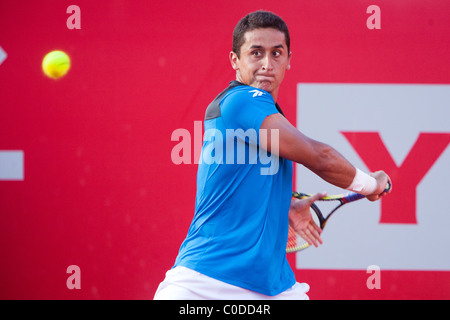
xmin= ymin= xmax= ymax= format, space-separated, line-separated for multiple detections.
xmin=249 ymin=89 xmax=265 ymax=98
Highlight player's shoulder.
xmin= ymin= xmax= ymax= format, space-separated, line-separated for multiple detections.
xmin=205 ymin=81 xmax=275 ymax=121
xmin=223 ymin=82 xmax=274 ymax=106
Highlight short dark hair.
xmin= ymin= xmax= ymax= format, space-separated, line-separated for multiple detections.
xmin=232 ymin=10 xmax=290 ymax=58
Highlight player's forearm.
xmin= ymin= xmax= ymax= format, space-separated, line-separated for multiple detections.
xmin=300 ymin=140 xmax=356 ymax=189
xmin=294 ymin=139 xmax=381 ymax=195
xmin=260 ymin=113 xmax=357 ymax=188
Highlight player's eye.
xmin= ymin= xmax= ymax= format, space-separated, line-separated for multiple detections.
xmin=272 ymin=50 xmax=281 ymax=57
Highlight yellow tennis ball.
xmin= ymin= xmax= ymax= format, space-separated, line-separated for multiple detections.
xmin=42 ymin=50 xmax=71 ymax=79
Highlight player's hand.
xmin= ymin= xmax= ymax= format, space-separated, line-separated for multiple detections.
xmin=288 ymin=192 xmax=326 ymax=247
xmin=367 ymin=171 xmax=392 ymax=201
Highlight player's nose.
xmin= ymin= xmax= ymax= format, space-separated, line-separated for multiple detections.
xmin=261 ymin=55 xmax=274 ymax=71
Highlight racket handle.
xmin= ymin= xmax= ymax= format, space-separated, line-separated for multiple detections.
xmin=344 ymin=181 xmax=392 ymax=203
xmin=385 ymin=181 xmax=392 ymax=192
xmin=343 ymin=192 xmax=366 ymax=203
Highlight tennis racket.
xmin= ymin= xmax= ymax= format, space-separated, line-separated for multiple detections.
xmin=286 ymin=183 xmax=391 ymax=253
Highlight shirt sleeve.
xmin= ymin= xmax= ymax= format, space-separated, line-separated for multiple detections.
xmin=220 ymin=87 xmax=279 ymax=133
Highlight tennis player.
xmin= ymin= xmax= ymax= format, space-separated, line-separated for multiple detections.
xmin=154 ymin=10 xmax=391 ymax=300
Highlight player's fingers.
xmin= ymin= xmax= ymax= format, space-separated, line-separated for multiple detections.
xmin=307 ymin=192 xmax=327 ymax=204
xmin=298 ymin=229 xmax=314 ymax=247
xmin=374 ymin=180 xmax=392 ymax=200
xmin=300 ymin=225 xmax=321 ymax=248
xmin=308 ymin=223 xmax=323 ymax=246
xmin=308 ymin=219 xmax=322 ymax=236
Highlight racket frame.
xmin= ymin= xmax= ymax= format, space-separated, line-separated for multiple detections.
xmin=287 ymin=182 xmax=391 ymax=253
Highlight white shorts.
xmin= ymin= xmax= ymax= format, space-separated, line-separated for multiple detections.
xmin=153 ymin=266 xmax=310 ymax=300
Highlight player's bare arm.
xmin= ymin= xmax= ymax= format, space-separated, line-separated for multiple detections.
xmin=260 ymin=112 xmax=391 ymax=197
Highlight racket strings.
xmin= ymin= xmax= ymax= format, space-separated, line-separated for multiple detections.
xmin=286 ymin=226 xmax=310 ymax=253
xmin=286 ymin=189 xmax=374 ymax=253
xmin=287 ymin=192 xmax=345 ymax=253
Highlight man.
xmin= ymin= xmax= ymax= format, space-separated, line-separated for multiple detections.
xmin=154 ymin=10 xmax=391 ymax=300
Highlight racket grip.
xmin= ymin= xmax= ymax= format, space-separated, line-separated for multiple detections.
xmin=344 ymin=181 xmax=392 ymax=202
xmin=343 ymin=192 xmax=366 ymax=202
xmin=385 ymin=181 xmax=392 ymax=192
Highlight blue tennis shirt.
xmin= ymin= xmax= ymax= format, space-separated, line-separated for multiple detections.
xmin=174 ymin=81 xmax=295 ymax=296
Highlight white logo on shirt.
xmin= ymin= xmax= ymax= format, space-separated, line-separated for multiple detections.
xmin=249 ymin=89 xmax=265 ymax=98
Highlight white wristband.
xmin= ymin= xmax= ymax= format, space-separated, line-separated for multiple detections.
xmin=347 ymin=168 xmax=377 ymax=195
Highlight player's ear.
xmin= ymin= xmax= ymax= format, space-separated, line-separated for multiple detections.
xmin=287 ymin=51 xmax=292 ymax=70
xmin=229 ymin=51 xmax=239 ymax=70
